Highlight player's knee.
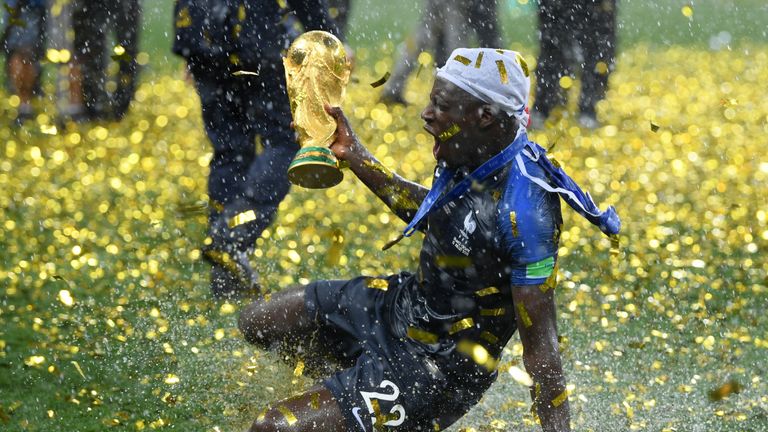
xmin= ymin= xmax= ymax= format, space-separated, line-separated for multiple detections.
xmin=246 ymin=408 xmax=291 ymax=432
xmin=238 ymin=301 xmax=270 ymax=347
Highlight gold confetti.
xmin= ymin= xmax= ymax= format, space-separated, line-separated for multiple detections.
xmin=516 ymin=302 xmax=533 ymax=328
xmin=381 ymin=233 xmax=404 ymax=251
xmin=650 ymin=122 xmax=660 ymax=132
xmin=229 ymin=209 xmax=257 ymax=228
xmin=326 ymin=228 xmax=345 ymax=265
xmin=480 ymin=308 xmax=506 ymax=317
xmin=479 ymin=331 xmax=499 ymax=344
xmin=475 ymin=287 xmax=500 ymax=297
xmin=310 ymin=393 xmax=320 ymax=410
xmin=58 ymin=289 xmax=74 ymax=307
xmin=509 ymin=211 xmax=519 ymax=237
xmin=175 ymin=6 xmax=192 ymax=27
xmin=232 ymin=70 xmax=260 ymax=76
xmin=407 ymin=327 xmax=438 ymax=344
xmin=474 ymin=52 xmax=484 ymax=68
xmin=276 ymin=405 xmax=298 ymax=425
xmin=370 ymin=71 xmax=391 ymax=88
xmin=365 ymin=278 xmax=389 ymax=290
xmin=24 ymin=355 xmax=45 ymax=367
xmin=435 ymin=255 xmax=472 ymax=268
xmin=256 ymin=408 xmax=268 ymax=422
xmin=438 ymin=123 xmax=461 ymax=142
xmin=708 ymin=380 xmax=742 ymax=401
xmin=293 ymin=360 xmax=305 ymax=377
xmin=416 ymin=62 xmax=425 ymax=78
xmin=219 ymin=303 xmax=236 ymax=315
xmin=164 ymin=374 xmax=180 ymax=384
xmin=610 ymin=234 xmax=621 ymax=255
xmin=456 ymin=340 xmax=497 ymax=372
xmin=71 ymin=361 xmax=86 ymax=379
xmin=508 ymin=365 xmax=533 ymax=386
xmin=453 ymin=55 xmax=472 ymax=66
xmin=514 ymin=52 xmax=530 ymax=77
xmin=449 ymin=318 xmax=474 ymax=334
xmin=40 ymin=124 xmax=58 ymax=135
xmin=496 ymin=60 xmax=509 ymax=84
xmin=552 ymin=389 xmax=570 ymax=407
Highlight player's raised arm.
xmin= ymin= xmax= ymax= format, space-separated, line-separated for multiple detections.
xmin=512 ymin=284 xmax=571 ymax=432
xmin=324 ymin=105 xmax=428 ymax=223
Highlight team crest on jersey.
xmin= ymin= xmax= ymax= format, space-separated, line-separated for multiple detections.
xmin=451 ymin=211 xmax=475 ymax=256
xmin=463 ymin=212 xmax=477 ymax=234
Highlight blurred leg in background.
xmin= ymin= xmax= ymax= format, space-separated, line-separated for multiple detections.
xmin=2 ymin=0 xmax=47 ymax=125
xmin=72 ymin=0 xmax=141 ymax=120
xmin=327 ymin=0 xmax=350 ymax=39
xmin=110 ymin=0 xmax=141 ymax=119
xmin=575 ymin=0 xmax=616 ymax=128
xmin=381 ymin=0 xmax=468 ymax=105
xmin=532 ymin=0 xmax=573 ymax=128
xmin=532 ymin=0 xmax=616 ymax=129
xmin=467 ymin=0 xmax=503 ymax=48
xmin=47 ymin=0 xmax=88 ymax=122
xmin=191 ymin=68 xmax=295 ymax=299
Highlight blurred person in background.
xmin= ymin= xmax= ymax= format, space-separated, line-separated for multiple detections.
xmin=327 ymin=0 xmax=351 ymax=38
xmin=71 ymin=0 xmax=141 ymax=120
xmin=381 ymin=0 xmax=502 ymax=105
xmin=531 ymin=0 xmax=617 ymax=129
xmin=172 ymin=0 xmax=340 ymax=299
xmin=2 ymin=0 xmax=47 ymax=126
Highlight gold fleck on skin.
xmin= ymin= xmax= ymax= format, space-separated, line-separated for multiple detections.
xmin=438 ymin=123 xmax=461 ymax=142
xmin=516 ymin=302 xmax=533 ymax=328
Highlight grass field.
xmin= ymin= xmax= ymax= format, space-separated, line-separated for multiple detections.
xmin=1 ymin=1 xmax=768 ymax=431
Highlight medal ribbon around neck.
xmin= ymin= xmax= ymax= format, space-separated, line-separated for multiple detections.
xmin=402 ymin=131 xmax=528 ymax=237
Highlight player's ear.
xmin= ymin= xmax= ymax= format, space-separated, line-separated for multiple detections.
xmin=478 ymin=104 xmax=496 ymax=129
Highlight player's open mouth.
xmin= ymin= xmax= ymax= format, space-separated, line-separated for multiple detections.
xmin=423 ymin=125 xmax=440 ymax=158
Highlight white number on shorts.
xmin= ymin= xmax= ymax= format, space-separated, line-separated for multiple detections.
xmin=359 ymin=380 xmax=406 ymax=427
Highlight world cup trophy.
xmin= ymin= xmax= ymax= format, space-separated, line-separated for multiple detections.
xmin=284 ymin=31 xmax=351 ymax=189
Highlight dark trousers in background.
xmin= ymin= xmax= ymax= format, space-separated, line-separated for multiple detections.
xmin=534 ymin=0 xmax=616 ymax=118
xmin=190 ymin=65 xmax=298 ymax=254
xmin=72 ymin=0 xmax=141 ymax=119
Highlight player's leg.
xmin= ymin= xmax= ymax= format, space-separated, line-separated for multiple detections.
xmin=247 ymin=384 xmax=349 ymax=432
xmin=576 ymin=0 xmax=616 ymax=126
xmin=238 ymin=285 xmax=316 ymax=349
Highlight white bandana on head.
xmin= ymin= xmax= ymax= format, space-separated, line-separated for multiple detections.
xmin=436 ymin=48 xmax=531 ymax=130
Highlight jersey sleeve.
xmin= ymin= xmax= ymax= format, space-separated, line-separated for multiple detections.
xmin=497 ymin=157 xmax=562 ymax=286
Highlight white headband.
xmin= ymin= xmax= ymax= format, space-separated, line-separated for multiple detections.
xmin=436 ymin=48 xmax=531 ymax=128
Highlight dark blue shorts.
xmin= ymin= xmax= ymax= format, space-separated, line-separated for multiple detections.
xmin=305 ymin=276 xmax=497 ymax=431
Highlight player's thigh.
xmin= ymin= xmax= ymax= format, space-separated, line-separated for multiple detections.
xmin=238 ymin=285 xmax=315 ymax=346
xmin=248 ymin=385 xmax=349 ymax=432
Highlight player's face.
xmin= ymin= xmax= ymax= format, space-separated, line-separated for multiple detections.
xmin=421 ymin=79 xmax=484 ymax=168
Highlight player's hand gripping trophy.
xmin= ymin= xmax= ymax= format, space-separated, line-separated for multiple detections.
xmin=284 ymin=31 xmax=351 ymax=189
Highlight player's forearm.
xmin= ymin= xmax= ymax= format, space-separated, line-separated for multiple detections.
xmin=344 ymin=144 xmax=427 ymax=222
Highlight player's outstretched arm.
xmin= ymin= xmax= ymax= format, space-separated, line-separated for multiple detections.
xmin=511 ymin=284 xmax=571 ymax=432
xmin=325 ymin=105 xmax=428 ymax=223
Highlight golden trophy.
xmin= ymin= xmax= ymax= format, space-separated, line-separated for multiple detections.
xmin=284 ymin=31 xmax=351 ymax=189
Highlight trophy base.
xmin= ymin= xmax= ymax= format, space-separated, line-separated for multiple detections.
xmin=287 ymin=146 xmax=343 ymax=189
